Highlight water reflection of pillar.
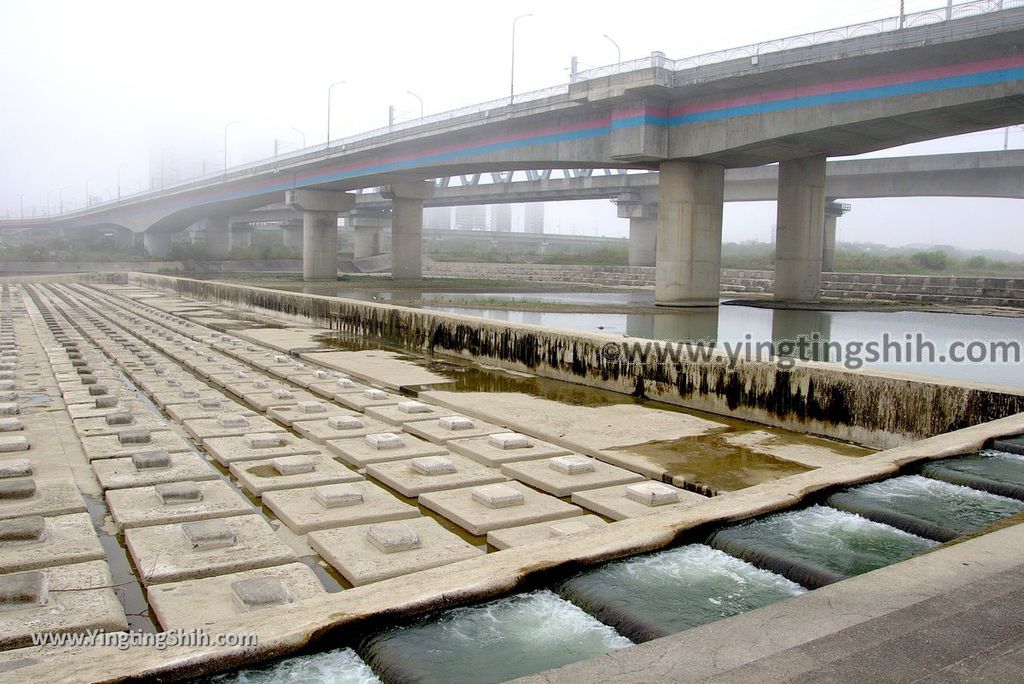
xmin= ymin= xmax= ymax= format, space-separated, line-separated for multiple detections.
xmin=770 ymin=309 xmax=833 ymax=362
xmin=626 ymin=309 xmax=720 ymax=345
xmin=521 ymin=311 xmax=544 ymax=327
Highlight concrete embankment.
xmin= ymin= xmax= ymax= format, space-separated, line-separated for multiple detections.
xmin=119 ymin=272 xmax=1024 ymax=450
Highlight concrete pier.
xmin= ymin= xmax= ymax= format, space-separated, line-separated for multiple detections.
xmin=201 ymin=217 xmax=231 ymax=258
xmin=286 ymin=189 xmax=356 ymax=281
xmin=281 ymin=221 xmax=303 ymax=250
xmin=774 ymin=155 xmax=826 ymax=302
xmin=616 ymin=190 xmax=658 ymax=267
xmin=654 ymin=161 xmax=725 ymax=307
xmin=142 ymin=232 xmax=172 ymax=258
xmin=382 ymin=181 xmax=435 ymax=280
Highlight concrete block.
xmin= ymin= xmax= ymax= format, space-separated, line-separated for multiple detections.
xmin=364 ymin=402 xmax=445 ymax=426
xmin=166 ymin=398 xmax=255 ymax=422
xmin=263 ymin=481 xmax=419 ymax=534
xmin=81 ymin=430 xmax=191 ymax=460
xmin=0 ymin=513 xmax=104 ymax=573
xmin=487 ymin=515 xmax=609 ymax=550
xmin=328 ymin=433 xmax=447 ymax=468
xmin=366 ymin=453 xmax=506 ymax=498
xmin=273 ymin=456 xmax=315 ymax=476
xmin=146 ymin=563 xmax=325 ymax=630
xmin=0 ymin=404 xmax=18 ymax=416
xmin=0 ymin=457 xmax=31 ymax=476
xmin=117 ymin=428 xmax=153 ymax=445
xmin=308 ymin=377 xmax=367 ymax=398
xmin=366 ymin=433 xmax=405 ymax=450
xmin=420 ymin=482 xmax=583 ymax=536
xmin=404 ymin=415 xmax=505 ymax=444
xmin=0 ymin=479 xmax=35 ymax=499
xmin=230 ymin=452 xmax=361 ymax=496
xmin=571 ymin=482 xmax=707 ymax=521
xmin=231 ymin=575 xmax=292 ymax=612
xmin=267 ymin=402 xmax=352 ymax=427
xmin=334 ymin=388 xmax=404 ymax=411
xmin=72 ymin=412 xmax=168 ymax=437
xmin=125 ymin=515 xmax=295 ymax=584
xmin=184 ymin=414 xmax=283 ymax=441
xmin=501 ymin=457 xmax=645 ymax=497
xmin=314 ymin=484 xmax=364 ymax=508
xmin=0 ymin=438 xmax=29 ymax=455
xmin=204 ymin=433 xmax=321 ymax=466
xmin=92 ymin=451 xmax=217 ymax=490
xmin=244 ymin=389 xmax=319 ymax=413
xmin=0 ymin=571 xmax=48 ymax=609
xmin=293 ymin=415 xmax=392 ymax=444
xmin=0 ymin=419 xmax=22 ymax=433
xmin=0 ymin=560 xmax=127 ymax=649
xmin=105 ymin=479 xmax=252 ymax=529
xmin=154 ymin=482 xmax=204 ymax=505
xmin=308 ymin=517 xmax=483 ymax=586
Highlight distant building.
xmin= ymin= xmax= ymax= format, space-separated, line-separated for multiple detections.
xmin=455 ymin=205 xmax=486 ymax=231
xmin=425 ymin=207 xmax=451 ymax=229
xmin=491 ymin=204 xmax=512 ymax=232
xmin=524 ymin=203 xmax=545 ymax=234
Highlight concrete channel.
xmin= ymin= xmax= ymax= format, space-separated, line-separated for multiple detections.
xmin=0 ymin=274 xmax=1020 ymax=682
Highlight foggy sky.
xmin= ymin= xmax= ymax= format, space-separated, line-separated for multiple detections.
xmin=1 ymin=0 xmax=1022 ymax=251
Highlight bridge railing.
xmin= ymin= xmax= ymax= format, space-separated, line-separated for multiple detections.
xmin=32 ymin=0 xmax=1023 ymax=221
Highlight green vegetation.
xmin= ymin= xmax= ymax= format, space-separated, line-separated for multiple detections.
xmin=430 ymin=244 xmax=628 ymax=266
xmin=722 ymin=241 xmax=1024 ymax=277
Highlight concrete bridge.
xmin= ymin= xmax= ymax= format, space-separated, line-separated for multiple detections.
xmin=4 ymin=2 xmax=1024 ymax=305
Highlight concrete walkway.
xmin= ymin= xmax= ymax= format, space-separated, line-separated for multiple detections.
xmin=516 ymin=522 xmax=1024 ymax=683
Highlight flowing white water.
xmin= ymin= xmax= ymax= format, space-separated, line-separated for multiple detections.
xmin=210 ymin=647 xmax=380 ymax=684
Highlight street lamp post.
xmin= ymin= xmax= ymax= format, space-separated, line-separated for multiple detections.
xmin=292 ymin=127 xmax=306 ymax=149
xmin=510 ymin=13 xmax=534 ymax=106
xmin=59 ymin=187 xmax=68 ymax=215
xmin=223 ymin=120 xmax=240 ymax=179
xmin=326 ymin=80 xmax=346 ymax=146
xmin=85 ymin=177 xmax=96 ymax=207
xmin=117 ymin=164 xmax=129 ymax=200
xmin=161 ymin=147 xmax=175 ymax=190
xmin=407 ymin=90 xmax=424 ymax=118
xmin=603 ymin=34 xmax=621 ymax=63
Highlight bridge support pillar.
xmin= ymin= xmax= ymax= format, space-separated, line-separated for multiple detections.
xmin=654 ymin=161 xmax=725 ymax=307
xmin=231 ymin=225 xmax=254 ymax=250
xmin=774 ymin=155 xmax=826 ymax=302
xmin=282 ymin=221 xmax=303 ymax=249
xmin=353 ymin=226 xmax=382 ymax=259
xmin=143 ymin=232 xmax=172 ymax=258
xmin=286 ymin=189 xmax=357 ymax=281
xmin=201 ymin=216 xmax=231 ymax=257
xmin=382 ymin=181 xmax=435 ymax=279
xmin=822 ymin=214 xmax=837 ymax=273
xmin=615 ymin=190 xmax=659 ymax=267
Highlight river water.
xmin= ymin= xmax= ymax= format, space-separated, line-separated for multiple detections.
xmin=233 ymin=282 xmax=1024 ymax=388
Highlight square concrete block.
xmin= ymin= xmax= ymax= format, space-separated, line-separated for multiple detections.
xmin=486 ymin=515 xmax=610 ymax=550
xmin=91 ymin=450 xmax=218 ymax=490
xmin=0 ymin=479 xmax=85 ymax=520
xmin=184 ymin=414 xmax=284 ymax=441
xmin=267 ymin=402 xmax=353 ymax=427
xmin=166 ymin=398 xmax=255 ymax=422
xmin=0 ymin=560 xmax=127 ymax=650
xmin=0 ymin=513 xmax=104 ymax=573
xmin=156 ymin=389 xmax=226 ymax=410
xmin=293 ymin=415 xmax=392 ymax=444
xmin=81 ymin=430 xmax=191 ymax=461
xmin=501 ymin=456 xmax=645 ymax=497
xmin=308 ymin=376 xmax=368 ymax=399
xmin=223 ymin=378 xmax=288 ymax=399
xmin=66 ymin=398 xmax=145 ymax=420
xmin=204 ymin=433 xmax=321 ymax=466
xmin=105 ymin=479 xmax=252 ymax=529
xmin=334 ymin=388 xmax=404 ymax=412
xmin=263 ymin=481 xmax=419 ymax=535
xmin=72 ymin=411 xmax=168 ymax=437
xmin=420 ymin=482 xmax=583 ymax=536
xmin=125 ymin=515 xmax=296 ymax=584
xmin=404 ymin=415 xmax=505 ymax=444
xmin=327 ymin=433 xmax=448 ymax=468
xmin=147 ymin=563 xmax=326 ymax=630
xmin=308 ymin=517 xmax=483 ymax=586
xmin=571 ymin=482 xmax=708 ymax=520
xmin=244 ymin=389 xmax=319 ymax=413
xmin=366 ymin=453 xmax=507 ymax=497
xmin=230 ymin=452 xmax=362 ymax=496
xmin=364 ymin=402 xmax=447 ymax=426
xmin=0 ymin=418 xmax=22 ymax=433
xmin=0 ymin=457 xmax=30 ymax=476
